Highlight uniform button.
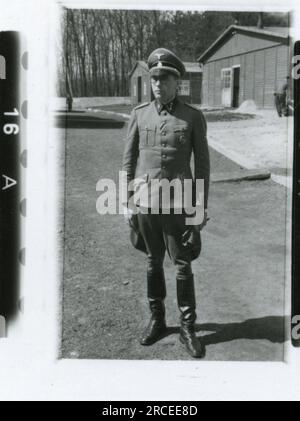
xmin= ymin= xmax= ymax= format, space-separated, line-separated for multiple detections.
xmin=162 ymin=131 xmax=166 ymax=136
xmin=162 ymin=166 xmax=166 ymax=169
xmin=162 ymin=143 xmax=166 ymax=147
xmin=162 ymin=154 xmax=167 ymax=158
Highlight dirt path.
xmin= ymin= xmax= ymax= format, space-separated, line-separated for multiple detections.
xmin=60 ymin=124 xmax=286 ymax=361
xmin=208 ymin=110 xmax=291 ymax=175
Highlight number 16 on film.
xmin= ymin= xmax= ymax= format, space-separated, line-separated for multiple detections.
xmin=3 ymin=108 xmax=20 ymax=135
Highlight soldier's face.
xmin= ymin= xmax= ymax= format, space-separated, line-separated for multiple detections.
xmin=151 ymin=74 xmax=179 ymax=104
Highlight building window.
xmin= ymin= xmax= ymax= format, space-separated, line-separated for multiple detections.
xmin=221 ymin=69 xmax=232 ymax=89
xmin=178 ymin=80 xmax=190 ymax=96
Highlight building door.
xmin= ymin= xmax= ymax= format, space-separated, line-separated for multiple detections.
xmin=232 ymin=66 xmax=240 ymax=108
xmin=137 ymin=76 xmax=142 ymax=103
xmin=221 ymin=68 xmax=232 ymax=107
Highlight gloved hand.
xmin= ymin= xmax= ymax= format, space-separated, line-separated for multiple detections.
xmin=182 ymin=210 xmax=209 ymax=244
xmin=193 ymin=210 xmax=209 ymax=232
xmin=123 ymin=206 xmax=134 ymax=226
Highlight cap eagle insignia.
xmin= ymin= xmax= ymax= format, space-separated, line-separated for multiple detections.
xmin=155 ymin=53 xmax=165 ymax=60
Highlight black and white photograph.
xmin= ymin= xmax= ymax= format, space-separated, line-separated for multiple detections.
xmin=54 ymin=7 xmax=292 ymax=361
xmin=3 ymin=0 xmax=300 ymax=402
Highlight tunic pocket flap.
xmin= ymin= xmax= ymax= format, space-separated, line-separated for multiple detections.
xmin=174 ymin=125 xmax=188 ymax=133
xmin=141 ymin=125 xmax=155 ymax=132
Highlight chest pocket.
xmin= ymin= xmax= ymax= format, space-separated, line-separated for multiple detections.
xmin=173 ymin=124 xmax=190 ymax=147
xmin=139 ymin=125 xmax=156 ymax=147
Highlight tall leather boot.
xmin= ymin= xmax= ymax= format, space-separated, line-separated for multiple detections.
xmin=140 ymin=298 xmax=167 ymax=345
xmin=177 ymin=275 xmax=204 ymax=358
xmin=140 ymin=270 xmax=167 ymax=346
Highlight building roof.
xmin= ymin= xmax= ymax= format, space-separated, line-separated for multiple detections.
xmin=128 ymin=60 xmax=149 ymax=77
xmin=184 ymin=62 xmax=203 ymax=73
xmin=129 ymin=60 xmax=202 ymax=77
xmin=197 ymin=24 xmax=289 ymax=63
xmin=240 ymin=26 xmax=289 ymax=37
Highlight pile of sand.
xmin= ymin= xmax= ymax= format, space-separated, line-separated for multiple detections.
xmin=233 ymin=100 xmax=258 ymax=114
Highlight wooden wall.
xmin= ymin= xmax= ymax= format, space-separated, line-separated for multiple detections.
xmin=201 ymin=33 xmax=289 ymax=108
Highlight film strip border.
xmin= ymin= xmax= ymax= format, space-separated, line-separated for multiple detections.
xmin=292 ymin=40 xmax=300 ymax=347
xmin=0 ymin=32 xmax=27 ymax=337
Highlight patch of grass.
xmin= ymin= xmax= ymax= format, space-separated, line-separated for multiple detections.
xmin=94 ymin=104 xmax=257 ymax=122
xmin=90 ymin=104 xmax=134 ymax=115
xmin=204 ymin=111 xmax=256 ymax=122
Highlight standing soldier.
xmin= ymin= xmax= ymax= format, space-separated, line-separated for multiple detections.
xmin=66 ymin=94 xmax=73 ymax=112
xmin=122 ymin=48 xmax=210 ymax=358
xmin=275 ymin=76 xmax=290 ymax=117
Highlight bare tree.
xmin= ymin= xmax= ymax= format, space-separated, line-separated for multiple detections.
xmin=58 ymin=9 xmax=288 ymax=97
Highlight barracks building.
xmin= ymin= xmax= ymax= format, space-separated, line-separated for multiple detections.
xmin=198 ymin=25 xmax=290 ymax=108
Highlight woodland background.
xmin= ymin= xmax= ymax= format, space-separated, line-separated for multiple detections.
xmin=58 ymin=10 xmax=289 ymax=97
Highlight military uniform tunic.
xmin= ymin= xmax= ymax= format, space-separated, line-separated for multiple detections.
xmin=122 ymin=97 xmax=210 ymax=300
xmin=123 ymin=97 xmax=210 ymax=211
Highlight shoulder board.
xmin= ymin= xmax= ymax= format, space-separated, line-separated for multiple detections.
xmin=134 ymin=102 xmax=150 ymax=110
xmin=184 ymin=103 xmax=200 ymax=111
